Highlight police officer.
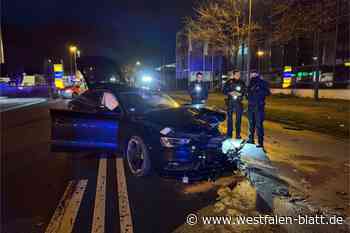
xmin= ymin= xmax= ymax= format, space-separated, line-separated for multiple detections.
xmin=189 ymin=72 xmax=208 ymax=105
xmin=223 ymin=70 xmax=246 ymax=139
xmin=247 ymin=71 xmax=271 ymax=148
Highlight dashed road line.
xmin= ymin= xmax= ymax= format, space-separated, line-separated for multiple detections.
xmin=91 ymin=158 xmax=107 ymax=233
xmin=45 ymin=179 xmax=88 ymax=233
xmin=45 ymin=157 xmax=134 ymax=233
xmin=45 ymin=181 xmax=74 ymax=233
xmin=116 ymin=158 xmax=134 ymax=233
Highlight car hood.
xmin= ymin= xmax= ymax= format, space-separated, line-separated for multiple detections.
xmin=142 ymin=106 xmax=225 ymax=136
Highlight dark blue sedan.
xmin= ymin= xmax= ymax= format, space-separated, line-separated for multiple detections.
xmin=51 ymin=84 xmax=234 ymax=180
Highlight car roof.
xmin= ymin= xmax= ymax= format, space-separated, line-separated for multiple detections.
xmin=89 ymin=84 xmax=164 ymax=96
xmin=89 ymin=83 xmax=139 ymax=93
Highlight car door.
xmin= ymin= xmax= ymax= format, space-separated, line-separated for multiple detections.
xmin=51 ymin=91 xmax=122 ymax=153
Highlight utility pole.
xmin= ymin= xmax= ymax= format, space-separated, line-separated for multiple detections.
xmin=69 ymin=45 xmax=78 ymax=76
xmin=211 ymin=54 xmax=214 ymax=90
xmin=188 ymin=32 xmax=192 ymax=89
xmin=332 ymin=0 xmax=339 ymax=78
xmin=246 ymin=0 xmax=253 ymax=85
xmin=0 ymin=24 xmax=4 ymax=64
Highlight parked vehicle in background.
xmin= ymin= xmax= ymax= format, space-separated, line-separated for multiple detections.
xmin=58 ymin=80 xmax=88 ymax=99
xmin=21 ymin=75 xmax=46 ymax=86
xmin=264 ymin=64 xmax=350 ymax=89
xmin=292 ymin=65 xmax=350 ymax=88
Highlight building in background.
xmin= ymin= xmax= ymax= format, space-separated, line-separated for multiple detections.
xmin=176 ymin=0 xmax=349 ymax=90
xmin=252 ymin=0 xmax=349 ymax=88
xmin=176 ymin=30 xmax=226 ymax=90
xmin=155 ymin=63 xmax=176 ymax=90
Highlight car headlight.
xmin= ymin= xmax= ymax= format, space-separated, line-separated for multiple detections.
xmin=160 ymin=137 xmax=191 ymax=148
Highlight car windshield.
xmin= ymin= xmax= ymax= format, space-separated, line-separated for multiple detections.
xmin=119 ymin=91 xmax=180 ymax=114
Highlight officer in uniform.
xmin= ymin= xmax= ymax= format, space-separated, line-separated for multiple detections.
xmin=189 ymin=72 xmax=208 ymax=105
xmin=223 ymin=70 xmax=246 ymax=139
xmin=247 ymin=71 xmax=271 ymax=148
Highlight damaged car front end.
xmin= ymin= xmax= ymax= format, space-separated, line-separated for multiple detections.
xmin=50 ymin=85 xmax=239 ymax=181
xmin=149 ymin=108 xmax=238 ymax=181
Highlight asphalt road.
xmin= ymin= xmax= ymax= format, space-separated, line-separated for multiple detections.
xmin=1 ymin=100 xmax=218 ymax=233
xmin=0 ymin=97 xmax=47 ymax=112
xmin=2 ymin=99 xmax=349 ymax=233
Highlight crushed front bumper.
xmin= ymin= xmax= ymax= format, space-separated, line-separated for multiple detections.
xmin=159 ymin=136 xmax=237 ymax=181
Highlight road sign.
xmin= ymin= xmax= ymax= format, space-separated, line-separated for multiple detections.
xmin=55 ymin=78 xmax=64 ymax=89
xmin=284 ymin=66 xmax=292 ymax=72
xmin=54 ymin=72 xmax=64 ymax=78
xmin=54 ymin=64 xmax=63 ymax=72
xmin=282 ymin=77 xmax=292 ymax=88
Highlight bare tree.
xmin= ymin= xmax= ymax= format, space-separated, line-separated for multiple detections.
xmin=271 ymin=0 xmax=337 ymax=100
xmin=272 ymin=0 xmax=336 ymax=44
xmin=185 ymin=0 xmax=260 ymax=68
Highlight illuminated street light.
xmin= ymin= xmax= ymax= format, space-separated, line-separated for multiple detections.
xmin=257 ymin=50 xmax=265 ymax=57
xmin=136 ymin=61 xmax=141 ymax=66
xmin=69 ymin=45 xmax=77 ymax=53
xmin=256 ymin=50 xmax=265 ymax=73
xmin=69 ymin=45 xmax=78 ymax=75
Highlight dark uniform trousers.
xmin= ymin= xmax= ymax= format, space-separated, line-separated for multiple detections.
xmin=248 ymin=104 xmax=265 ymax=145
xmin=227 ymin=101 xmax=243 ymax=138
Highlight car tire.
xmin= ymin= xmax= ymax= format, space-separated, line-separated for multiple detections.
xmin=126 ymin=136 xmax=151 ymax=177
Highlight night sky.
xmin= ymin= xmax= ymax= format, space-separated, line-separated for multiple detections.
xmin=2 ymin=0 xmax=196 ymax=74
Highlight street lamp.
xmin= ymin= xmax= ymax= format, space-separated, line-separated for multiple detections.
xmin=257 ymin=50 xmax=265 ymax=57
xmin=69 ymin=45 xmax=78 ymax=76
xmin=136 ymin=61 xmax=141 ymax=66
xmin=256 ymin=50 xmax=265 ymax=72
xmin=69 ymin=46 xmax=77 ymax=53
xmin=246 ymin=0 xmax=253 ymax=85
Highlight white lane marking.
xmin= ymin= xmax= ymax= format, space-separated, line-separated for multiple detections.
xmin=91 ymin=158 xmax=107 ymax=233
xmin=45 ymin=179 xmax=88 ymax=233
xmin=45 ymin=181 xmax=74 ymax=233
xmin=0 ymin=98 xmax=47 ymax=112
xmin=116 ymin=158 xmax=134 ymax=233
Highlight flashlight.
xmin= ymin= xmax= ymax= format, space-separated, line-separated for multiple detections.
xmin=195 ymin=85 xmax=202 ymax=92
